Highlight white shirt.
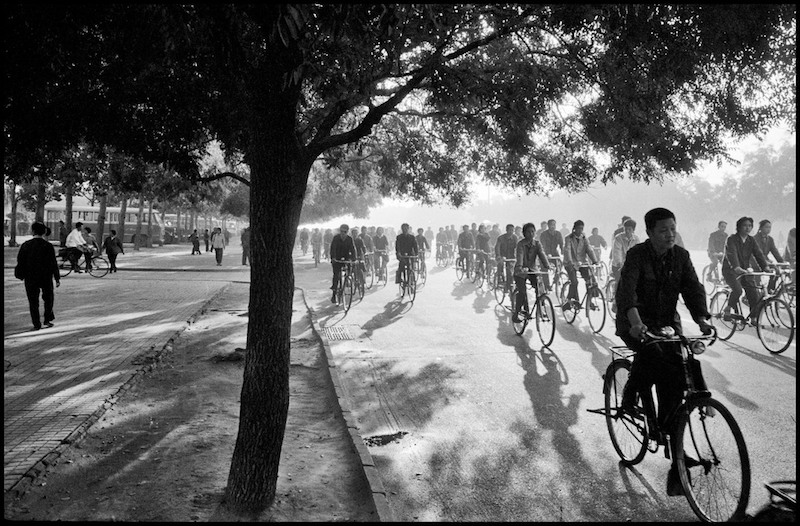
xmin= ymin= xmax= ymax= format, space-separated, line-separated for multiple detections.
xmin=65 ymin=229 xmax=87 ymax=248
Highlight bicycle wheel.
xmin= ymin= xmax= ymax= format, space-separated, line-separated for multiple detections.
xmin=676 ymin=397 xmax=750 ymax=522
xmin=364 ymin=259 xmax=374 ymax=290
xmin=560 ymin=281 xmax=578 ymax=324
xmin=535 ymin=294 xmax=556 ymax=348
xmin=757 ymin=297 xmax=795 ymax=354
xmin=419 ymin=261 xmax=427 ymax=285
xmin=343 ymin=274 xmax=354 ymax=312
xmin=513 ymin=296 xmax=529 ymax=336
xmin=586 ymin=286 xmax=606 ymax=333
xmin=494 ymin=272 xmax=506 ymax=306
xmin=474 ymin=264 xmax=484 ymax=287
xmin=456 ymin=257 xmax=465 ymax=281
xmin=58 ymin=260 xmax=73 ymax=278
xmin=701 ymin=264 xmax=717 ymax=296
xmin=88 ymin=256 xmax=110 ymax=277
xmin=709 ymin=290 xmax=736 ymax=341
xmin=597 ymin=262 xmax=608 ymax=287
xmin=605 ymin=278 xmax=617 ymax=322
xmin=604 ymin=359 xmax=648 ymax=465
xmin=408 ymin=269 xmax=417 ymax=302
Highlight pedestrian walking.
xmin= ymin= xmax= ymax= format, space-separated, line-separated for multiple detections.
xmin=15 ymin=222 xmax=60 ymax=331
xmin=102 ymin=229 xmax=125 ymax=272
xmin=203 ymin=229 xmax=210 ymax=252
xmin=241 ymin=226 xmax=251 ymax=265
xmin=189 ymin=229 xmax=201 ymax=255
xmin=211 ymin=227 xmax=226 ymax=266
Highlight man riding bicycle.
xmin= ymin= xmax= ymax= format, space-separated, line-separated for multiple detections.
xmin=616 ymin=207 xmax=713 ymax=497
xmin=706 ymin=220 xmax=728 ymax=281
xmin=329 ymin=224 xmax=356 ymax=303
xmin=457 ymin=224 xmax=475 ymax=275
xmin=611 ymin=218 xmax=640 ymax=282
xmin=539 ymin=219 xmax=564 ymax=292
xmin=395 ymin=223 xmax=419 ymax=284
xmin=495 ymin=224 xmax=518 ymax=292
xmin=512 ymin=223 xmax=550 ymax=324
xmin=475 ymin=224 xmax=492 ymax=277
xmin=561 ymin=220 xmax=599 ymax=311
xmin=722 ymin=216 xmax=769 ymax=323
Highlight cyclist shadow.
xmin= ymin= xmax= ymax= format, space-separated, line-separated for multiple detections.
xmin=471 ymin=288 xmax=495 ymax=314
xmin=555 ymin=314 xmax=620 ymax=381
xmin=615 ymin=462 xmax=673 ymax=514
xmin=712 ymin=339 xmax=797 ymax=379
xmin=361 ymin=299 xmax=413 ymax=338
xmin=450 ymin=280 xmax=475 ymax=301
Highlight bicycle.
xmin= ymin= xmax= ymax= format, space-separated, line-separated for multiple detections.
xmin=301 ymin=239 xmax=309 ymax=256
xmin=493 ymin=257 xmax=517 ymax=309
xmin=416 ymin=250 xmax=428 ymax=286
xmin=436 ymin=244 xmax=448 ymax=268
xmin=592 ymin=247 xmax=609 ymax=287
xmin=605 ymin=276 xmax=618 ymax=322
xmin=701 ymin=253 xmax=725 ymax=297
xmin=333 ymin=259 xmax=358 ymax=312
xmin=374 ymin=249 xmax=389 ymax=286
xmin=560 ymin=263 xmax=606 ymax=333
xmin=455 ymin=248 xmax=475 ymax=282
xmin=57 ymin=249 xmax=110 ymax=278
xmin=472 ymin=249 xmax=491 ymax=288
xmin=511 ymin=270 xmax=556 ymax=348
xmin=595 ymin=326 xmax=750 ymax=522
xmin=362 ymin=251 xmax=375 ymax=290
xmin=769 ymin=261 xmax=796 ymax=307
xmin=312 ymin=243 xmax=322 ymax=268
xmin=546 ymin=256 xmax=568 ymax=295
xmin=398 ymin=254 xmax=418 ymax=302
xmin=709 ymin=270 xmax=795 ymax=354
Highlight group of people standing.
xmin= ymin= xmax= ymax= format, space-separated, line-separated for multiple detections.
xmin=188 ymin=227 xmax=234 ymax=266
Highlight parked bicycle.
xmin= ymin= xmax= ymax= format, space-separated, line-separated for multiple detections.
xmin=511 ymin=270 xmax=556 ymax=348
xmin=595 ymin=326 xmax=750 ymax=522
xmin=708 ymin=270 xmax=795 ymax=354
xmin=559 ymin=263 xmax=607 ymax=333
xmin=57 ymin=249 xmax=110 ymax=278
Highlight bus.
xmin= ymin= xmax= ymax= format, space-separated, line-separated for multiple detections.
xmin=44 ymin=202 xmax=166 ymax=246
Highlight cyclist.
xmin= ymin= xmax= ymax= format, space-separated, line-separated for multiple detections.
xmin=322 ymin=228 xmax=334 ymax=260
xmin=588 ymin=227 xmax=607 ymax=263
xmin=722 ymin=216 xmax=769 ymax=323
xmin=395 ymin=223 xmax=419 ymax=284
xmin=561 ymin=220 xmax=599 ymax=311
xmin=424 ymin=226 xmax=434 ymax=257
xmin=754 ymin=219 xmax=785 ymax=292
xmin=611 ymin=219 xmax=640 ymax=282
xmin=329 ymin=224 xmax=357 ymax=303
xmin=359 ymin=226 xmax=374 ymax=255
xmin=435 ymin=227 xmax=447 ymax=260
xmin=612 ymin=215 xmax=631 ymax=239
xmin=495 ymin=224 xmax=518 ymax=293
xmin=457 ymin=224 xmax=475 ymax=275
xmin=534 ymin=221 xmax=547 ymax=242
xmin=475 ymin=224 xmax=492 ymax=277
xmin=82 ymin=226 xmax=99 ymax=271
xmin=706 ymin=221 xmax=728 ymax=281
xmin=65 ymin=221 xmax=89 ymax=273
xmin=351 ymin=227 xmax=367 ymax=285
xmin=415 ymin=228 xmax=430 ymax=273
xmin=512 ymin=223 xmax=550 ymax=323
xmin=310 ymin=228 xmax=323 ymax=262
xmin=615 ymin=207 xmax=713 ymax=497
xmin=540 ymin=219 xmax=564 ymax=292
xmin=299 ymin=227 xmax=310 ymax=255
xmin=373 ymin=226 xmax=389 ymax=276
xmin=489 ymin=223 xmax=501 ymax=252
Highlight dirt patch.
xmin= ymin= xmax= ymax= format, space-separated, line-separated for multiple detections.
xmin=4 ymin=283 xmax=377 ymax=522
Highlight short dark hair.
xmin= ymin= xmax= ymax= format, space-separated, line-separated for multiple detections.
xmin=31 ymin=222 xmax=46 ymax=235
xmin=735 ymin=216 xmax=754 ymax=230
xmin=75 ymin=221 xmax=83 ymax=229
xmin=759 ymin=219 xmax=771 ymax=228
xmin=718 ymin=220 xmax=727 ymax=227
xmin=84 ymin=227 xmax=92 ymax=233
xmin=523 ymin=222 xmax=536 ymax=234
xmin=644 ymin=208 xmax=675 ymax=231
xmin=623 ymin=219 xmax=637 ymax=229
xmin=573 ymin=220 xmax=584 ymax=230
xmin=506 ymin=224 xmax=515 ymax=230
xmin=111 ymin=229 xmax=117 ymax=235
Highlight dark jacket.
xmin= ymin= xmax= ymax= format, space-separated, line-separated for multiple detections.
xmin=395 ymin=233 xmax=418 ymax=256
xmin=515 ymin=238 xmax=550 ymax=275
xmin=539 ymin=229 xmax=564 ymax=257
xmin=615 ymin=240 xmax=708 ymax=337
xmin=707 ymin=230 xmax=727 ymax=255
xmin=723 ymin=234 xmax=768 ymax=274
xmin=103 ymin=235 xmax=124 ymax=256
xmin=457 ymin=231 xmax=474 ymax=250
xmin=753 ymin=232 xmax=783 ymax=263
xmin=17 ymin=237 xmax=59 ymax=283
xmin=330 ymin=234 xmax=356 ymax=261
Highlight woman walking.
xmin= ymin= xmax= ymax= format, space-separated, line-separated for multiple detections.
xmin=211 ymin=227 xmax=226 ymax=266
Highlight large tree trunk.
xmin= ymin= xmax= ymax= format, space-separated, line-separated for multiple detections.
xmin=175 ymin=208 xmax=182 ymax=243
xmin=224 ymin=111 xmax=309 ymax=512
xmin=65 ymin=182 xmax=74 ymax=232
xmin=159 ymin=208 xmax=166 ymax=246
xmin=134 ymin=190 xmax=144 ymax=250
xmin=97 ymin=193 xmax=107 ymax=245
xmin=118 ymin=196 xmax=128 ymax=243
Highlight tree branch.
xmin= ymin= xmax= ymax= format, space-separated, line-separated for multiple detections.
xmin=195 ymin=171 xmax=251 ymax=186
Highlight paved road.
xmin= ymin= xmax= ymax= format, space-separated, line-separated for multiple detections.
xmin=294 ymin=249 xmax=796 ymax=521
xmin=3 ymin=243 xmax=249 ymax=492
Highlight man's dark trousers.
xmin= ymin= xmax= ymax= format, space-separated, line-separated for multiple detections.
xmin=25 ymin=278 xmax=55 ymax=329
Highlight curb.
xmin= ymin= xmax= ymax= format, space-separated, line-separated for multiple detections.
xmin=5 ymin=283 xmax=232 ymax=498
xmin=295 ymin=286 xmax=394 ymax=522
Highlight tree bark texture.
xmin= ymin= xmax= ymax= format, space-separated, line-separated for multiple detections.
xmin=146 ymin=200 xmax=154 ymax=248
xmin=133 ymin=191 xmax=144 ymax=250
xmin=35 ymin=174 xmax=46 ymax=224
xmin=65 ymin=183 xmax=74 ymax=231
xmin=118 ymin=197 xmax=128 ymax=243
xmin=9 ymin=181 xmax=18 ymax=246
xmin=224 ymin=108 xmax=309 ymax=512
xmin=97 ymin=193 xmax=107 ymax=244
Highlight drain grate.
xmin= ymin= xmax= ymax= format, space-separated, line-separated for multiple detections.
xmin=323 ymin=326 xmax=353 ymax=341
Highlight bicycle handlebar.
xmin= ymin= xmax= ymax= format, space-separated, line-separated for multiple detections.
xmin=643 ymin=327 xmax=717 ymax=348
